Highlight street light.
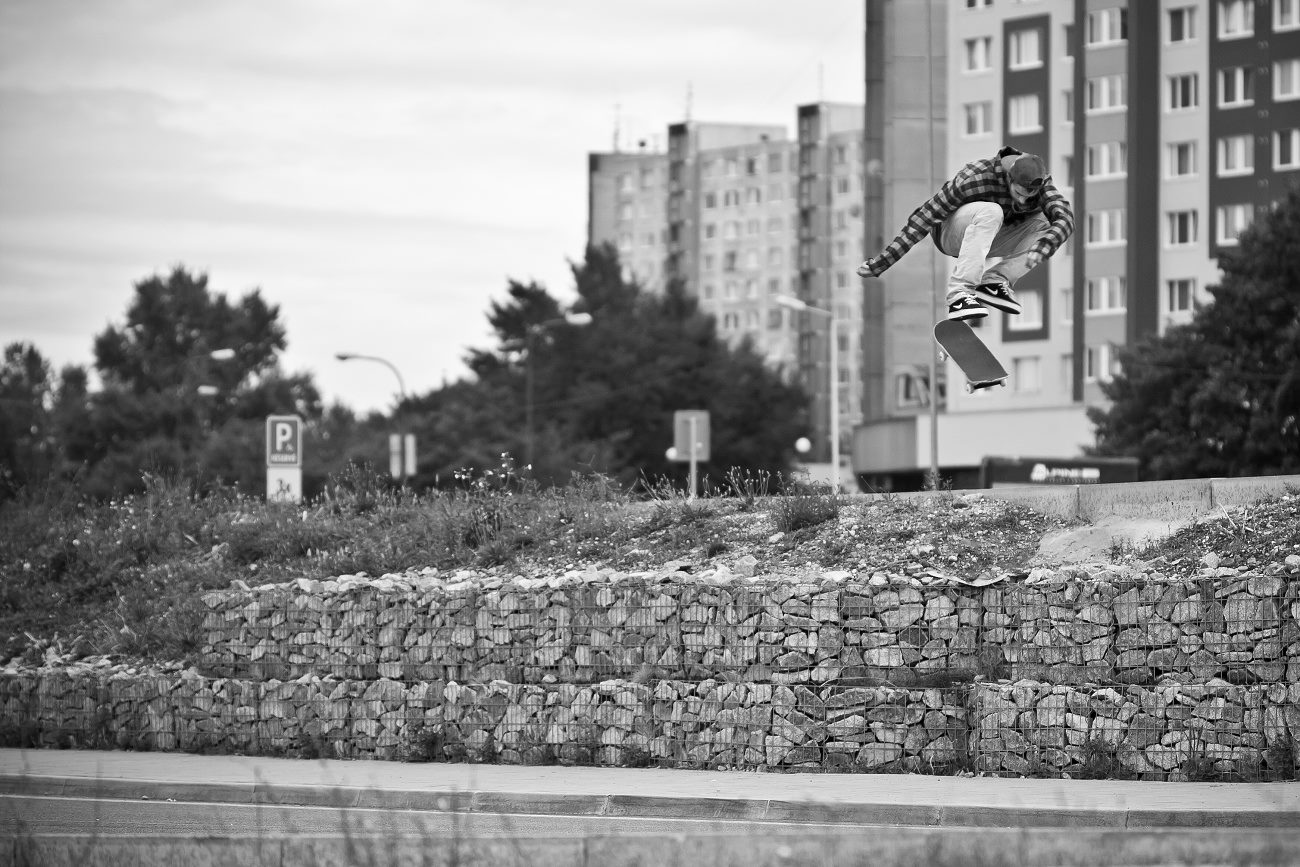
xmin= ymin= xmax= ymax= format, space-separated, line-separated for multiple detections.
xmin=775 ymin=295 xmax=840 ymax=491
xmin=335 ymin=352 xmax=410 ymax=483
xmin=522 ymin=312 xmax=593 ymax=467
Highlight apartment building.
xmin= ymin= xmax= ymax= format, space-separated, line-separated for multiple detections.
xmin=589 ymin=113 xmax=867 ymax=464
xmin=854 ymin=0 xmax=1300 ymax=490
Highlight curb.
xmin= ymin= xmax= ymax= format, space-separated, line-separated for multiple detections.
xmin=4 ymin=773 xmax=1299 ymax=829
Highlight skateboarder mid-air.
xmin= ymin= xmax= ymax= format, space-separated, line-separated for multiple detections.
xmin=856 ymin=146 xmax=1074 ymax=322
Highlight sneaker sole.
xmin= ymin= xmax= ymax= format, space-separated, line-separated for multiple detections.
xmin=947 ymin=307 xmax=988 ymax=322
xmin=972 ymin=288 xmax=1023 ymax=314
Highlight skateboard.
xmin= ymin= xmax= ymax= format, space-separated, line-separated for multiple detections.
xmin=934 ymin=319 xmax=1008 ymax=393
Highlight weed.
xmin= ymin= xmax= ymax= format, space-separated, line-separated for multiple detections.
xmin=770 ymin=477 xmax=841 ymax=533
xmin=725 ymin=467 xmax=772 ymax=510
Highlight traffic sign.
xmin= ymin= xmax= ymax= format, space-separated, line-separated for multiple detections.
xmin=672 ymin=410 xmax=710 ymax=462
xmin=266 ymin=415 xmax=302 ymax=468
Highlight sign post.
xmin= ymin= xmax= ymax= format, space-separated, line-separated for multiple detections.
xmin=265 ymin=414 xmax=303 ymax=503
xmin=671 ymin=410 xmax=710 ymax=500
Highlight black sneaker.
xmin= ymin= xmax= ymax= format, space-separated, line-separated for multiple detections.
xmin=973 ymin=281 xmax=1023 ymax=315
xmin=947 ymin=295 xmax=988 ymax=321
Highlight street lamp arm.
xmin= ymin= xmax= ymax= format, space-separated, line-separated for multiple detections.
xmin=335 ymin=353 xmax=407 ymax=402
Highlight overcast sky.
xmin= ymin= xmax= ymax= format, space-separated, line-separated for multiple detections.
xmin=0 ymin=0 xmax=864 ymax=415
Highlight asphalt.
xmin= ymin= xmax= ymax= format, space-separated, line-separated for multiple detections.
xmin=2 ymin=748 xmax=1298 ymax=829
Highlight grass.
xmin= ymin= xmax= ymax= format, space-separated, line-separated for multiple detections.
xmin=0 ymin=458 xmax=854 ymax=666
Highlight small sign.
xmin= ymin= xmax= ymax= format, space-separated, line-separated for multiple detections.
xmin=266 ymin=466 xmax=303 ymax=503
xmin=389 ymin=433 xmax=416 ymax=479
xmin=266 ymin=415 xmax=303 ymax=468
xmin=672 ymin=410 xmax=710 ymax=462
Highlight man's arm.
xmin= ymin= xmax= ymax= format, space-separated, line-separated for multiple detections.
xmin=857 ymin=167 xmax=974 ymax=277
xmin=1029 ymin=183 xmax=1074 ymax=260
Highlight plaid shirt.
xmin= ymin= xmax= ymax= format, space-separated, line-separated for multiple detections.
xmin=869 ymin=147 xmax=1074 ymax=272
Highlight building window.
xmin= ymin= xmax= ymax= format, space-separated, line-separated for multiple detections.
xmin=1059 ymin=287 xmax=1073 ymax=324
xmin=1086 ymin=210 xmax=1125 ymax=246
xmin=1085 ymin=344 xmax=1120 ymax=383
xmin=965 ymin=36 xmax=993 ymax=72
xmin=1165 ymin=279 xmax=1196 ymax=314
xmin=1087 ymin=7 xmax=1127 ymax=45
xmin=1166 ymin=210 xmax=1198 ymax=246
xmin=966 ymin=0 xmax=992 ymax=8
xmin=1009 ymin=289 xmax=1043 ymax=329
xmin=1278 ymin=0 xmax=1300 ymax=30
xmin=1013 ymin=357 xmax=1041 ymax=392
xmin=1218 ymin=66 xmax=1255 ymax=106
xmin=1275 ymin=59 xmax=1300 ymax=100
xmin=964 ymin=101 xmax=993 ymax=136
xmin=1008 ymin=94 xmax=1041 ymax=133
xmin=1216 ymin=204 xmax=1253 ymax=244
xmin=1168 ymin=6 xmax=1197 ymax=42
xmin=1217 ymin=135 xmax=1254 ymax=176
xmin=1085 ymin=74 xmax=1126 ymax=112
xmin=1217 ymin=0 xmax=1254 ymax=38
xmin=1061 ymin=89 xmax=1074 ymax=121
xmin=1276 ymin=129 xmax=1300 ymax=170
xmin=1009 ymin=28 xmax=1042 ymax=68
xmin=1086 ymin=276 xmax=1127 ymax=313
xmin=895 ymin=371 xmax=928 ymax=409
xmin=1167 ymin=141 xmax=1198 ymax=177
xmin=1167 ymin=73 xmax=1198 ymax=110
xmin=704 ymin=192 xmax=717 ymax=210
xmin=704 ymin=223 xmax=717 ymax=240
xmin=1086 ymin=141 xmax=1127 ymax=178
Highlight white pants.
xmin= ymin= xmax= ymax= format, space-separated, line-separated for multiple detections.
xmin=936 ymin=202 xmax=1050 ymax=302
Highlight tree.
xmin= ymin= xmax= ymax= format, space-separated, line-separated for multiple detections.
xmin=71 ymin=266 xmax=323 ymax=496
xmin=0 ymin=343 xmax=55 ymax=493
xmin=410 ymin=244 xmax=810 ymax=488
xmin=1089 ymin=189 xmax=1300 ymax=478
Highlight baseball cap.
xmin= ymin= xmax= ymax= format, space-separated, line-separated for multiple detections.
xmin=1008 ymin=153 xmax=1048 ymax=190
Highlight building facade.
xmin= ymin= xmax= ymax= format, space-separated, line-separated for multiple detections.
xmin=855 ymin=0 xmax=1300 ymax=489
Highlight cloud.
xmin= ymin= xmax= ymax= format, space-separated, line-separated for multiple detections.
xmin=0 ymin=0 xmax=864 ymax=413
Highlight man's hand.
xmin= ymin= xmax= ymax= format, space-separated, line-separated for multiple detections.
xmin=856 ymin=258 xmax=884 ymax=278
xmin=1023 ymin=250 xmax=1045 ymax=271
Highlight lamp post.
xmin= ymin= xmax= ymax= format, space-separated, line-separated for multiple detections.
xmin=775 ymin=295 xmax=839 ymax=491
xmin=335 ymin=352 xmax=410 ymax=484
xmin=522 ymin=311 xmax=592 ymax=467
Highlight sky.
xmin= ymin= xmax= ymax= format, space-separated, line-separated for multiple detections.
xmin=0 ymin=0 xmax=865 ymax=415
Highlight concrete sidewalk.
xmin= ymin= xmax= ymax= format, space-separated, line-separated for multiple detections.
xmin=2 ymin=749 xmax=1297 ymax=829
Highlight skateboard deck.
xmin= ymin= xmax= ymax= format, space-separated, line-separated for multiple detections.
xmin=934 ymin=319 xmax=1008 ymax=392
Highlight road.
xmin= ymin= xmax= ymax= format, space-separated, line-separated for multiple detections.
xmin=4 ymin=794 xmax=1300 ymax=867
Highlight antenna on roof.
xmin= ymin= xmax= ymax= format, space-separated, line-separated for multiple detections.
xmin=685 ymin=81 xmax=693 ymax=121
xmin=819 ymin=63 xmax=824 ymax=101
xmin=613 ymin=102 xmax=621 ymax=152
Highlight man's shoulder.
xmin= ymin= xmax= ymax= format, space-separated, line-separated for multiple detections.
xmin=952 ymin=159 xmax=1002 ymax=191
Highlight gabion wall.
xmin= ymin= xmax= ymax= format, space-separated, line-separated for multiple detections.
xmin=199 ymin=568 xmax=1300 ymax=688
xmin=2 ymin=668 xmax=1297 ymax=780
xmin=4 ymin=563 xmax=1297 ymax=780
xmin=0 ymin=669 xmax=968 ymax=773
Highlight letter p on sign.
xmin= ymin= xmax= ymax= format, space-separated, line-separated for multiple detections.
xmin=266 ymin=415 xmax=303 ymax=467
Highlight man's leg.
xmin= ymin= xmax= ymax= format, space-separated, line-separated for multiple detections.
xmin=981 ymin=213 xmax=1050 ymax=287
xmin=939 ymin=202 xmax=1004 ymax=303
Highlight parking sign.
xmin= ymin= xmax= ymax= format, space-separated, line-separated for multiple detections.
xmin=266 ymin=415 xmax=302 ymax=467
